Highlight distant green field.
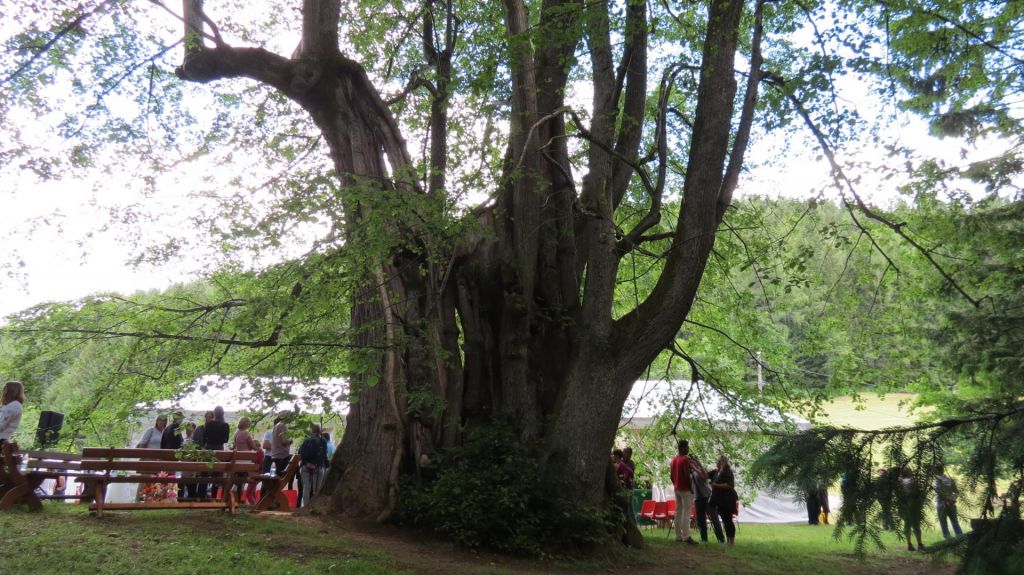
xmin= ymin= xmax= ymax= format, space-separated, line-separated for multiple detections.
xmin=819 ymin=393 xmax=929 ymax=429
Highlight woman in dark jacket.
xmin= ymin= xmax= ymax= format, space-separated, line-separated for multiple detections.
xmin=711 ymin=455 xmax=739 ymax=545
xmin=202 ymin=406 xmax=230 ymax=450
xmin=691 ymin=454 xmax=724 ymax=543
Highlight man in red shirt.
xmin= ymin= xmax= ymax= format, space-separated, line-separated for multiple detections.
xmin=670 ymin=439 xmax=699 ymax=544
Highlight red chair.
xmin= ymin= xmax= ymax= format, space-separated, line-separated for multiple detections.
xmin=639 ymin=500 xmax=656 ymax=526
xmin=640 ymin=500 xmax=656 ymax=518
xmin=665 ymin=499 xmax=677 ymax=535
xmin=652 ymin=500 xmax=669 ymax=529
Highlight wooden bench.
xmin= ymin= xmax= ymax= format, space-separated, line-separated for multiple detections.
xmin=252 ymin=453 xmax=300 ymax=512
xmin=80 ymin=447 xmax=260 ymax=517
xmin=0 ymin=443 xmax=97 ymax=511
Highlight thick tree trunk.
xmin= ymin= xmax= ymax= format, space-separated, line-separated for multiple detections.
xmin=176 ymin=0 xmax=753 ymax=539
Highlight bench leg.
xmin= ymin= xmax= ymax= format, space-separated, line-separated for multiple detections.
xmin=92 ymin=482 xmax=106 ymax=517
xmin=222 ymin=476 xmax=236 ymax=514
xmin=0 ymin=484 xmax=25 ymax=510
xmin=0 ymin=483 xmax=42 ymax=512
xmin=76 ymin=479 xmax=97 ymax=504
xmin=252 ymin=479 xmax=284 ymax=512
xmin=274 ymin=491 xmax=291 ymax=511
xmin=253 ymin=492 xmax=272 ymax=512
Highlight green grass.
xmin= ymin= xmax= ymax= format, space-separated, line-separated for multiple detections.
xmin=643 ymin=522 xmax=954 ymax=575
xmin=0 ymin=505 xmax=956 ymax=575
xmin=0 ymin=506 xmax=408 ymax=575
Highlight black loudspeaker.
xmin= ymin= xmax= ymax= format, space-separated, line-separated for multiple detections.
xmin=36 ymin=411 xmax=64 ymax=448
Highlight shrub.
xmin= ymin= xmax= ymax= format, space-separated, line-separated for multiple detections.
xmin=400 ymin=422 xmax=619 ymax=556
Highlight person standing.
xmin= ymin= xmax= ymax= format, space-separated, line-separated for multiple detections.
xmin=190 ymin=411 xmax=214 ymax=499
xmin=136 ymin=415 xmax=167 ymax=449
xmin=160 ymin=412 xmax=185 ymax=449
xmin=201 ymin=406 xmax=231 ymax=499
xmin=135 ymin=411 xmax=166 ymax=497
xmin=897 ymin=468 xmax=926 ymax=551
xmin=805 ymin=487 xmax=821 ymax=524
xmin=233 ymin=417 xmax=261 ymax=504
xmin=322 ymin=431 xmax=335 ymax=465
xmin=0 ymin=381 xmax=26 ymax=445
xmin=192 ymin=411 xmax=213 ymax=450
xmin=669 ymin=439 xmax=699 ymax=545
xmin=935 ymin=464 xmax=964 ymax=540
xmin=261 ymin=424 xmax=275 ymax=474
xmin=297 ymin=424 xmax=329 ymax=507
xmin=612 ymin=449 xmax=634 ymax=489
xmin=271 ymin=416 xmax=293 ymax=476
xmin=203 ymin=406 xmax=230 ymax=450
xmin=875 ymin=468 xmax=897 ymax=531
xmin=711 ymin=454 xmax=739 ymax=546
xmin=691 ymin=454 xmax=724 ymax=543
xmin=159 ymin=412 xmax=186 ymax=498
xmin=622 ymin=446 xmax=637 ymax=473
xmin=612 ymin=448 xmax=636 ymax=523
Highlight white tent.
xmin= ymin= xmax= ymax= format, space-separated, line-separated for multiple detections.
xmin=619 ymin=380 xmax=829 ymax=524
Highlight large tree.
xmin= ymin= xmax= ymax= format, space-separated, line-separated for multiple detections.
xmin=1 ymin=0 xmax=1020 ymax=536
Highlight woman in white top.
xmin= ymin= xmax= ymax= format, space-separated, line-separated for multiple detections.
xmin=136 ymin=414 xmax=168 ymax=448
xmin=0 ymin=380 xmax=25 ymax=444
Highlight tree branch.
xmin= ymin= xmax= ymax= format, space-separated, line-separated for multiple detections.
xmin=3 ymin=0 xmax=116 ymax=87
xmin=615 ymin=66 xmax=680 ymax=256
xmin=763 ymin=74 xmax=980 ymax=307
xmin=0 ymin=327 xmax=379 ymax=349
xmin=718 ymin=0 xmax=764 ymax=219
xmin=609 ymin=0 xmax=648 ymax=208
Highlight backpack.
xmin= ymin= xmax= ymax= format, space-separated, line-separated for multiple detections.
xmin=299 ymin=436 xmax=326 ymax=467
xmin=691 ymin=470 xmax=712 ymax=499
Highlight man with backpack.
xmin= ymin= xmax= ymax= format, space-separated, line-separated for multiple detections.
xmin=297 ymin=424 xmax=329 ymax=508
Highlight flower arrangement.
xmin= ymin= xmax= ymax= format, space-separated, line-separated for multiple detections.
xmin=138 ymin=473 xmax=178 ymax=503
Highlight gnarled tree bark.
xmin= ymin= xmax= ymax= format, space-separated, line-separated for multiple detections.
xmin=174 ymin=0 xmax=759 ymax=536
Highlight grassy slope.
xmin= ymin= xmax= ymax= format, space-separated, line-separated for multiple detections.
xmin=819 ymin=393 xmax=927 ymax=430
xmin=0 ymin=506 xmax=954 ymax=575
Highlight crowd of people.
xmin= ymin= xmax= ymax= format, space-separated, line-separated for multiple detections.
xmin=126 ymin=407 xmax=336 ymax=507
xmin=612 ymin=438 xmax=977 ymax=551
xmin=869 ymin=463 xmax=966 ymax=551
xmin=3 ymin=377 xmax=337 ymax=509
xmin=613 ymin=439 xmax=739 ymax=546
xmin=669 ymin=439 xmax=739 ymax=546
